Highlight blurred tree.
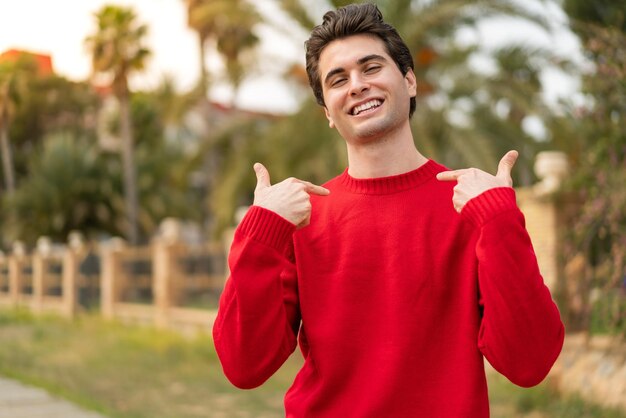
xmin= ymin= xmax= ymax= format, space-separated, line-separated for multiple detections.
xmin=184 ymin=0 xmax=264 ymax=238
xmin=3 ymin=133 xmax=122 ymax=242
xmin=216 ymin=1 xmax=261 ymax=102
xmin=129 ymin=91 xmax=202 ymax=233
xmin=85 ymin=5 xmax=151 ymax=244
xmin=185 ymin=0 xmax=262 ymax=98
xmin=0 ymin=57 xmax=38 ymax=194
xmin=557 ymin=1 xmax=626 ymax=334
xmin=563 ymin=0 xmax=626 ymax=32
xmin=151 ymin=75 xmax=203 ymax=144
xmin=3 ymin=92 xmax=201 ymax=245
xmin=8 ymin=75 xmax=99 ymax=180
xmin=185 ymin=0 xmax=219 ymax=95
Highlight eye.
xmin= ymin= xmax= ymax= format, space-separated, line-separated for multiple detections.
xmin=330 ymin=77 xmax=347 ymax=88
xmin=364 ymin=65 xmax=381 ymax=74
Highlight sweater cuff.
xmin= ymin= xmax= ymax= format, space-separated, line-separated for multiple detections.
xmin=237 ymin=206 xmax=296 ymax=254
xmin=461 ymin=187 xmax=518 ymax=227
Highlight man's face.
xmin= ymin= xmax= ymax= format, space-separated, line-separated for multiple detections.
xmin=318 ymin=34 xmax=416 ymax=144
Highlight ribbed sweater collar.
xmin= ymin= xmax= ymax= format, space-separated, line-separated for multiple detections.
xmin=338 ymin=160 xmax=443 ymax=195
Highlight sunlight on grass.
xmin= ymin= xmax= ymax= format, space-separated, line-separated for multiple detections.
xmin=0 ymin=308 xmax=301 ymax=418
xmin=0 ymin=309 xmax=624 ymax=418
xmin=488 ymin=370 xmax=626 ymax=418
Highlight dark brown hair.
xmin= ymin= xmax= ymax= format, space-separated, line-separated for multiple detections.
xmin=305 ymin=3 xmax=416 ymax=117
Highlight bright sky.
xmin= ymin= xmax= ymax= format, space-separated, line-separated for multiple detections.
xmin=0 ymin=0 xmax=584 ymax=114
xmin=0 ymin=0 xmax=305 ymax=113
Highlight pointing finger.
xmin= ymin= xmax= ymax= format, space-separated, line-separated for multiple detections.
xmin=302 ymin=181 xmax=331 ymax=196
xmin=436 ymin=169 xmax=468 ymax=182
xmin=253 ymin=163 xmax=271 ymax=190
xmin=294 ymin=179 xmax=330 ymax=196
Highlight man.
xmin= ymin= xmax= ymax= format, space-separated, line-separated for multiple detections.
xmin=213 ymin=3 xmax=564 ymax=417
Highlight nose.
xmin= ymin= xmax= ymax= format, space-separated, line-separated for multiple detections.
xmin=348 ymin=73 xmax=369 ymax=96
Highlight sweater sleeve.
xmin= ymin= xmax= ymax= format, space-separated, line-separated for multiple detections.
xmin=462 ymin=187 xmax=565 ymax=388
xmin=213 ymin=206 xmax=301 ymax=389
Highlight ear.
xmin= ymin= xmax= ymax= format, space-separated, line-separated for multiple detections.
xmin=405 ymin=68 xmax=417 ymax=98
xmin=324 ymin=107 xmax=335 ymax=129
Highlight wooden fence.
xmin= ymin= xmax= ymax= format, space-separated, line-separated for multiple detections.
xmin=0 ymin=225 xmax=229 ymax=335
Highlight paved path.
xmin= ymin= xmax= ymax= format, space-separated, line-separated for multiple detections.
xmin=0 ymin=376 xmax=106 ymax=418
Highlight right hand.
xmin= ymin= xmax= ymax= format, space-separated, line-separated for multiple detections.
xmin=253 ymin=163 xmax=330 ymax=228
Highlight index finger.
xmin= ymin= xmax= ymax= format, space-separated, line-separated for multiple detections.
xmin=436 ymin=170 xmax=467 ymax=182
xmin=302 ymin=181 xmax=331 ymax=196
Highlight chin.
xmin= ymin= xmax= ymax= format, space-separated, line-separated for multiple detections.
xmin=352 ymin=122 xmax=394 ymax=142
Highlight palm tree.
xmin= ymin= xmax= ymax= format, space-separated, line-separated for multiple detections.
xmin=185 ymin=0 xmax=218 ymax=95
xmin=185 ymin=0 xmax=214 ymax=95
xmin=85 ymin=5 xmax=151 ymax=245
xmin=185 ymin=0 xmax=262 ymax=101
xmin=216 ymin=4 xmax=261 ymax=103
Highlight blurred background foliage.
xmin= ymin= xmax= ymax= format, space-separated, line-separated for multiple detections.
xmin=0 ymin=0 xmax=623 ymax=333
xmin=556 ymin=0 xmax=626 ymax=334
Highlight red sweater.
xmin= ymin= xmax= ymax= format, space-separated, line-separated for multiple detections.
xmin=213 ymin=160 xmax=564 ymax=417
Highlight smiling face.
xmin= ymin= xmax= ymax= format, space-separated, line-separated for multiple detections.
xmin=319 ymin=34 xmax=417 ymax=145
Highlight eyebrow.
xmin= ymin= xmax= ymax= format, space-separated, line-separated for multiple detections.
xmin=323 ymin=54 xmax=388 ymax=86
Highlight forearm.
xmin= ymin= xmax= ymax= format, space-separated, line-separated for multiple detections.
xmin=213 ymin=206 xmax=300 ymax=389
xmin=464 ymin=188 xmax=564 ymax=387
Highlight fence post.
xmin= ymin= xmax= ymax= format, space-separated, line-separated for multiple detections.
xmin=33 ymin=236 xmax=55 ymax=314
xmin=0 ymin=253 xmax=7 ymax=301
xmin=63 ymin=231 xmax=87 ymax=318
xmin=100 ymin=238 xmax=126 ymax=319
xmin=8 ymin=241 xmax=26 ymax=307
xmin=61 ymin=249 xmax=78 ymax=318
xmin=153 ymin=218 xmax=184 ymax=328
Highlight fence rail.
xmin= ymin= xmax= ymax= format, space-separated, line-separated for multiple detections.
xmin=0 ymin=227 xmax=229 ymax=334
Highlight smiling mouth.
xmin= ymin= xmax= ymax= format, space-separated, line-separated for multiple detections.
xmin=351 ymin=99 xmax=383 ymax=116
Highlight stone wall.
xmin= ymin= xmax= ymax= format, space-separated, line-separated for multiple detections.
xmin=553 ymin=333 xmax=626 ymax=411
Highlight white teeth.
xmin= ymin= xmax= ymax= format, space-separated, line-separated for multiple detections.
xmin=352 ymin=99 xmax=382 ymax=115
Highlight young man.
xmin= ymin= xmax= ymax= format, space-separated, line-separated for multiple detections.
xmin=213 ymin=3 xmax=564 ymax=417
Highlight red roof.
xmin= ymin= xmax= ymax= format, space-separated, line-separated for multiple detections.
xmin=0 ymin=49 xmax=54 ymax=76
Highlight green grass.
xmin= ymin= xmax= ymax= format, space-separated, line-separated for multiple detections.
xmin=0 ymin=308 xmax=624 ymax=418
xmin=488 ymin=370 xmax=626 ymax=418
xmin=0 ymin=308 xmax=300 ymax=418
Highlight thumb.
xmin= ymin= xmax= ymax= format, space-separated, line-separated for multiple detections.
xmin=253 ymin=163 xmax=271 ymax=190
xmin=496 ymin=150 xmax=519 ymax=183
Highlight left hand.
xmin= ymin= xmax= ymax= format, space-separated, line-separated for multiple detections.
xmin=436 ymin=150 xmax=518 ymax=213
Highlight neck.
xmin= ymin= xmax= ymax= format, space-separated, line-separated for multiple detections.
xmin=345 ymin=123 xmax=427 ymax=179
